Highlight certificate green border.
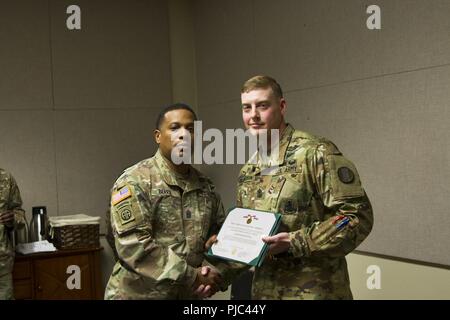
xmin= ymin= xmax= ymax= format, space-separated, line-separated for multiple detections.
xmin=207 ymin=206 xmax=281 ymax=267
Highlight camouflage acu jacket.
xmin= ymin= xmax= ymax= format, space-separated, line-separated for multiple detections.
xmin=237 ymin=124 xmax=374 ymax=299
xmin=0 ymin=168 xmax=25 ymax=276
xmin=105 ymin=150 xmax=225 ymax=299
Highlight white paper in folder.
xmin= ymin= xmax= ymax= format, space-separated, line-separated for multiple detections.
xmin=16 ymin=240 xmax=57 ymax=255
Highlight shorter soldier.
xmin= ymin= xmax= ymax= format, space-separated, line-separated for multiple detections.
xmin=105 ymin=104 xmax=225 ymax=299
xmin=0 ymin=168 xmax=26 ymax=300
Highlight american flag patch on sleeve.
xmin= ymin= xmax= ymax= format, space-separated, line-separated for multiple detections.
xmin=111 ymin=185 xmax=132 ymax=205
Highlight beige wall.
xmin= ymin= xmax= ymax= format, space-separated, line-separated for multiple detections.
xmin=168 ymin=0 xmax=198 ymax=109
xmin=347 ymin=253 xmax=450 ymax=300
xmin=0 ymin=0 xmax=169 ymax=232
xmin=189 ymin=0 xmax=450 ymax=298
xmin=2 ymin=0 xmax=449 ymax=299
xmin=0 ymin=1 xmax=171 ymax=296
xmin=210 ymin=252 xmax=450 ymax=300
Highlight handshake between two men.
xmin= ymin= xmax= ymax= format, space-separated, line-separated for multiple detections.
xmin=189 ymin=226 xmax=291 ymax=298
xmin=191 ymin=235 xmax=223 ymax=299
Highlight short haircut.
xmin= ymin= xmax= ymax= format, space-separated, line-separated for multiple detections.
xmin=155 ymin=103 xmax=198 ymax=129
xmin=241 ymin=75 xmax=283 ymax=100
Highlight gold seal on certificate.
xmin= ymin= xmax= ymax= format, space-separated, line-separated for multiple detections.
xmin=207 ymin=207 xmax=281 ymax=267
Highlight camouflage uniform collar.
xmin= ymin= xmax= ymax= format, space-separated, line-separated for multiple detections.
xmin=154 ymin=149 xmax=202 ymax=192
xmin=247 ymin=123 xmax=294 ymax=173
xmin=274 ymin=123 xmax=294 ymax=166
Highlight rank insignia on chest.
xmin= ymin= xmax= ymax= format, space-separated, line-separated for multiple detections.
xmin=184 ymin=209 xmax=193 ymax=220
xmin=284 ymin=200 xmax=296 ymax=213
xmin=256 ymin=189 xmax=263 ymax=198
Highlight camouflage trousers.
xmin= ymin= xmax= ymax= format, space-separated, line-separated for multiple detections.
xmin=0 ymin=272 xmax=13 ymax=300
xmin=251 ymin=258 xmax=353 ymax=300
xmin=104 ymin=264 xmax=200 ymax=300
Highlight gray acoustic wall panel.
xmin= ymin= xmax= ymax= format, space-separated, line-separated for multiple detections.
xmin=195 ymin=0 xmax=450 ymax=265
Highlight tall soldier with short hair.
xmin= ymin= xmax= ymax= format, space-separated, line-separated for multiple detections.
xmin=236 ymin=75 xmax=374 ymax=299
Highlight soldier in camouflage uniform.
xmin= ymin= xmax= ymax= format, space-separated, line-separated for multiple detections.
xmin=105 ymin=104 xmax=225 ymax=299
xmin=236 ymin=76 xmax=374 ymax=299
xmin=0 ymin=168 xmax=26 ymax=300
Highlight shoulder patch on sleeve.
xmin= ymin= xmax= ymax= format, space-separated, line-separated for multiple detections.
xmin=327 ymin=154 xmax=364 ymax=200
xmin=115 ymin=200 xmax=136 ymax=226
xmin=337 ymin=167 xmax=355 ymax=184
xmin=112 ymin=185 xmax=132 ymax=206
xmin=111 ymin=183 xmax=146 ymax=234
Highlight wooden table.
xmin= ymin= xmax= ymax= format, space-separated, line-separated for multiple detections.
xmin=13 ymin=247 xmax=103 ymax=300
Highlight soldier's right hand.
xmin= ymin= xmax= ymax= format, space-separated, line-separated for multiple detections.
xmin=204 ymin=234 xmax=218 ymax=251
xmin=192 ymin=266 xmax=222 ymax=298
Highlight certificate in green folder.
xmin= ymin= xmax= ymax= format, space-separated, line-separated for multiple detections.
xmin=207 ymin=207 xmax=281 ymax=267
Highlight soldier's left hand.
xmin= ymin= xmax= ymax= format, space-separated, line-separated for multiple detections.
xmin=262 ymin=232 xmax=290 ymax=255
xmin=0 ymin=211 xmax=14 ymax=224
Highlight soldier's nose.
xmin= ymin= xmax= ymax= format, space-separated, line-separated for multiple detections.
xmin=250 ymin=107 xmax=260 ymax=119
xmin=178 ymin=128 xmax=189 ymax=139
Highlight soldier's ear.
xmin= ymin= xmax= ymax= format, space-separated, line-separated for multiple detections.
xmin=154 ymin=129 xmax=161 ymax=144
xmin=279 ymin=98 xmax=287 ymax=116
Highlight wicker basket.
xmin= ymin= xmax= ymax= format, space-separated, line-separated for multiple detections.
xmin=51 ymin=224 xmax=100 ymax=250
